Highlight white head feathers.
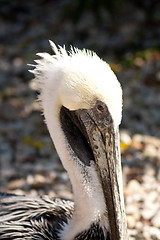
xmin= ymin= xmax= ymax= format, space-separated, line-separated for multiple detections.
xmin=31 ymin=40 xmax=122 ymax=127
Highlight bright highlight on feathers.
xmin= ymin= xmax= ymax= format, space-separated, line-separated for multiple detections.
xmin=31 ymin=40 xmax=122 ymax=127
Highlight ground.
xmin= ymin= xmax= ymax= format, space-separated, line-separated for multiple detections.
xmin=0 ymin=1 xmax=160 ymax=239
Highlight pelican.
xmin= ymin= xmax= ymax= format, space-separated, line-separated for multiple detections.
xmin=0 ymin=41 xmax=128 ymax=240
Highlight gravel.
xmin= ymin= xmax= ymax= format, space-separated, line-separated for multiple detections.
xmin=0 ymin=1 xmax=160 ymax=239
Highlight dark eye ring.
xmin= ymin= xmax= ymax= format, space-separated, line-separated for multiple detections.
xmin=97 ymin=104 xmax=104 ymax=112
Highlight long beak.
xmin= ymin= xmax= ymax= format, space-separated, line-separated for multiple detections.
xmin=77 ymin=108 xmax=128 ymax=240
xmin=92 ymin=126 xmax=128 ymax=240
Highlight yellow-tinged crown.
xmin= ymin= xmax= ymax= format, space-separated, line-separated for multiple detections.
xmin=31 ymin=41 xmax=122 ymax=127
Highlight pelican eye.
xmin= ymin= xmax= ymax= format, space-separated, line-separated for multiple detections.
xmin=96 ymin=102 xmax=105 ymax=113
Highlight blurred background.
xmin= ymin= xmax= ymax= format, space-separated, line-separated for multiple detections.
xmin=0 ymin=0 xmax=160 ymax=239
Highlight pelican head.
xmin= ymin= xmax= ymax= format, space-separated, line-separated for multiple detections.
xmin=31 ymin=41 xmax=128 ymax=240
